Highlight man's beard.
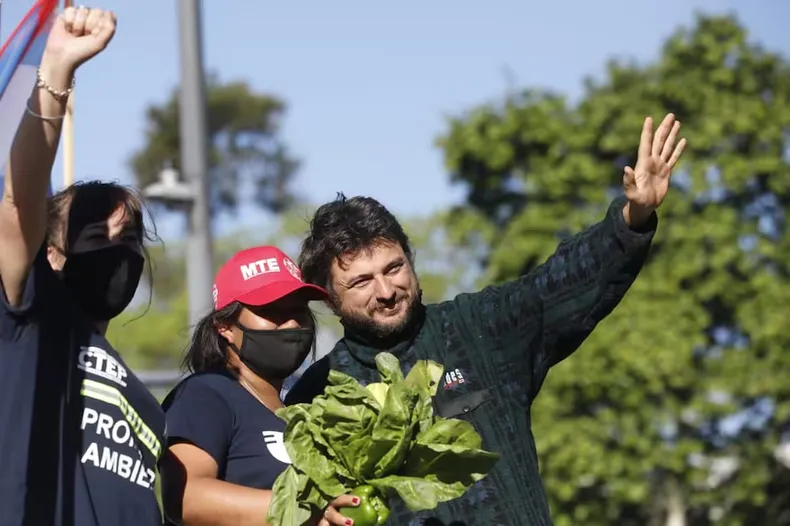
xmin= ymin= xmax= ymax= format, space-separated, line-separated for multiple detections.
xmin=340 ymin=286 xmax=422 ymax=342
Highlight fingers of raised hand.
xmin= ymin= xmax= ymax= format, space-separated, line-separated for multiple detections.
xmin=638 ymin=117 xmax=653 ymax=160
xmin=61 ymin=7 xmax=115 ymax=39
xmin=640 ymin=113 xmax=687 ymax=172
xmin=661 ymin=120 xmax=681 ymax=159
xmin=651 ymin=113 xmax=676 ymax=158
xmin=92 ymin=11 xmax=117 ymax=44
xmin=656 ymin=114 xmax=687 ymax=171
xmin=667 ymin=137 xmax=687 ymax=169
xmin=85 ymin=8 xmax=105 ymax=36
xmin=61 ymin=6 xmax=77 ymax=33
xmin=65 ymin=6 xmax=89 ymax=36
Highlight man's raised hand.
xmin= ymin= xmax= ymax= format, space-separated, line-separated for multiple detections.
xmin=622 ymin=113 xmax=687 ymax=224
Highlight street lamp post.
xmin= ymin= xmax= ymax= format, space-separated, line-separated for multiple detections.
xmin=143 ymin=164 xmax=205 ymax=322
xmin=142 ymin=0 xmax=215 ymax=333
xmin=177 ymin=0 xmax=214 ymax=329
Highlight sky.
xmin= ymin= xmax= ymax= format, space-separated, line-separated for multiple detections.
xmin=1 ymin=0 xmax=789 ymax=241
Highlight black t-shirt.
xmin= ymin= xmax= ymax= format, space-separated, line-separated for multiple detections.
xmin=162 ymin=371 xmax=291 ymax=490
xmin=0 ymin=249 xmax=165 ymax=526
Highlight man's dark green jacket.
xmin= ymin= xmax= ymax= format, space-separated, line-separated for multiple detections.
xmin=286 ymin=197 xmax=657 ymax=526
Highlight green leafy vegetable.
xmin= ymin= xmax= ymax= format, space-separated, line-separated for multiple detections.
xmin=267 ymin=353 xmax=500 ymax=526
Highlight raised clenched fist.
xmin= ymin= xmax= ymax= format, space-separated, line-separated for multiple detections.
xmin=44 ymin=6 xmax=116 ymax=71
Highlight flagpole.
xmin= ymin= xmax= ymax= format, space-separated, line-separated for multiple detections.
xmin=62 ymin=0 xmax=74 ymax=188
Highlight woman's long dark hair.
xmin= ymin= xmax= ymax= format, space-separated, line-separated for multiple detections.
xmin=182 ymin=302 xmax=243 ymax=373
xmin=182 ymin=301 xmax=319 ymax=374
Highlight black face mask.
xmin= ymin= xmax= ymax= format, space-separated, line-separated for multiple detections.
xmin=231 ymin=326 xmax=314 ymax=380
xmin=61 ymin=221 xmax=145 ymax=321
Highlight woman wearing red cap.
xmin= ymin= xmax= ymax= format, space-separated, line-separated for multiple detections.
xmin=159 ymin=246 xmax=360 ymax=526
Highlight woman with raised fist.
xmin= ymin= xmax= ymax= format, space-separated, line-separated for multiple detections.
xmin=0 ymin=7 xmax=164 ymax=526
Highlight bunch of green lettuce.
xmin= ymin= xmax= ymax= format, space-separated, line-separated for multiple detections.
xmin=267 ymin=352 xmax=500 ymax=526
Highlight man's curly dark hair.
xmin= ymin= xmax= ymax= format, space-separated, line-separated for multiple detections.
xmin=298 ymin=193 xmax=413 ymax=293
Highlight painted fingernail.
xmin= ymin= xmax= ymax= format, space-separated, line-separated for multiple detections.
xmin=345 ymin=520 xmax=353 ymax=526
xmin=351 ymin=497 xmax=360 ymax=505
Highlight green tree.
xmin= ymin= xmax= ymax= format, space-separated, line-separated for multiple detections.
xmin=437 ymin=13 xmax=790 ymax=525
xmin=129 ymin=76 xmax=300 ymax=215
xmin=403 ymin=212 xmax=484 ymax=304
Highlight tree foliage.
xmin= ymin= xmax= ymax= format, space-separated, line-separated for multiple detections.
xmin=436 ymin=13 xmax=790 ymax=525
xmin=129 ymin=76 xmax=300 ymax=215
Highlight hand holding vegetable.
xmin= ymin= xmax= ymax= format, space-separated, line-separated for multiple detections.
xmin=336 ymin=486 xmax=389 ymax=526
xmin=268 ymin=353 xmax=500 ymax=526
xmin=316 ymin=493 xmax=361 ymax=526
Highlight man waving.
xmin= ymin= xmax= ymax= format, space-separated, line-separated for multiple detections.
xmin=287 ymin=114 xmax=686 ymax=525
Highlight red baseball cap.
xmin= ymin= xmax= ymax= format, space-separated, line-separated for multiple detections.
xmin=212 ymin=246 xmax=328 ymax=310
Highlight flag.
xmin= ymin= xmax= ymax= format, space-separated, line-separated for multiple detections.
xmin=0 ymin=0 xmax=59 ymax=197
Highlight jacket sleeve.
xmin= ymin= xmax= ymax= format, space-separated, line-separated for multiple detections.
xmin=453 ymin=196 xmax=656 ymax=380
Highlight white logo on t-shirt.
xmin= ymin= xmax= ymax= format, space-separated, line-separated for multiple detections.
xmin=262 ymin=431 xmax=292 ymax=464
xmin=77 ymin=346 xmax=128 ymax=387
